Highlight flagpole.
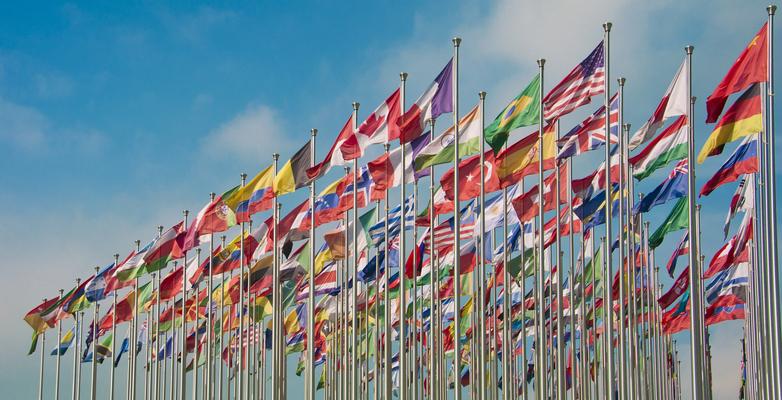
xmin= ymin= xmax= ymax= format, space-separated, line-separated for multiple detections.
xmin=450 ymin=36 xmax=462 ymax=400
xmin=765 ymin=6 xmax=782 ymax=397
xmin=534 ymin=56 xmax=545 ymax=400
xmin=55 ymin=289 xmax=63 ymax=400
xmin=351 ymin=101 xmax=360 ymax=400
xmin=412 ymin=175 xmax=420 ymax=400
xmin=72 ymin=309 xmax=81 ymax=400
xmin=307 ymin=128 xmax=317 ymax=400
xmin=76 ymin=312 xmax=84 ymax=400
xmin=90 ymin=302 xmax=98 ymax=400
xmin=552 ymin=124 xmax=565 ymax=400
xmin=178 ymin=210 xmax=189 ymax=400
xmin=38 ymin=319 xmax=46 ymax=400
xmin=682 ymin=45 xmax=705 ymax=400
xmin=614 ymin=76 xmax=628 ymax=400
xmin=503 ymin=178 xmax=512 ymax=400
xmin=566 ymin=160 xmax=576 ymax=400
xmin=372 ymin=199 xmax=381 ymax=400
xmin=475 ymin=90 xmax=487 ymax=400
xmin=397 ymin=69 xmax=411 ymax=400
xmin=68 ymin=280 xmax=79 ymax=400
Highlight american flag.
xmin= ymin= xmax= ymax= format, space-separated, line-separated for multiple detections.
xmin=543 ymin=41 xmax=606 ymax=121
xmin=423 ymin=218 xmax=476 ymax=253
xmin=557 ymin=92 xmax=619 ymax=159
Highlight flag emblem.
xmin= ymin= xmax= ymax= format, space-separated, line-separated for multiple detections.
xmin=499 ymin=96 xmax=533 ymax=129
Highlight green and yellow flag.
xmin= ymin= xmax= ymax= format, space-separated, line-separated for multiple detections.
xmin=484 ymin=74 xmax=541 ymax=154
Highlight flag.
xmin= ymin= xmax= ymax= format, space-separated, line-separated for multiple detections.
xmin=112 ymin=241 xmax=154 ymax=282
xmin=571 ymin=149 xmax=620 ymax=199
xmin=311 ymin=176 xmax=347 ymax=225
xmin=665 ymin=232 xmax=689 ymax=277
xmin=543 ymin=41 xmax=605 ymax=121
xmin=274 ymin=140 xmax=312 ymax=195
xmin=141 ymin=221 xmax=187 ymax=275
xmin=440 ymin=150 xmax=502 ymax=201
xmin=494 ymin=126 xmax=557 ymax=188
xmin=633 ymin=160 xmax=688 ymax=214
xmin=84 ymin=262 xmax=115 ymax=303
xmin=658 ymin=266 xmax=690 ymax=309
xmin=705 ymin=263 xmax=748 ymax=305
xmin=723 ymin=175 xmax=754 ymax=239
xmin=700 ymin=135 xmax=758 ymax=197
xmin=699 ymin=84 xmax=762 ymax=163
xmin=414 ymin=105 xmax=481 ymax=170
xmin=368 ymin=133 xmax=431 ymax=199
xmin=648 ymin=196 xmax=688 ymax=249
xmin=307 ymin=115 xmax=355 ymax=180
xmin=484 ymin=74 xmax=541 ymax=153
xmin=183 ymin=188 xmax=238 ymax=251
xmin=397 ymin=59 xmax=454 ymax=143
xmin=705 ymin=23 xmax=768 ymax=123
xmin=159 ymin=264 xmax=186 ymax=302
xmin=556 ymin=93 xmax=618 ymax=160
xmin=50 ymin=325 xmax=77 ymax=356
xmin=224 ymin=165 xmax=275 ymax=222
xmin=337 ymin=165 xmax=373 ymax=211
xmin=341 ymin=89 xmax=401 ymax=158
xmin=629 ymin=59 xmax=688 ymax=149
xmin=704 ymin=214 xmax=752 ymax=279
xmin=511 ymin=163 xmax=568 ymax=223
xmin=630 ymin=116 xmax=688 ymax=180
xmin=25 ymin=297 xmax=62 ymax=355
xmin=705 ymin=294 xmax=745 ymax=326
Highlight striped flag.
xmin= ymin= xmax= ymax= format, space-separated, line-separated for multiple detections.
xmin=543 ymin=41 xmax=605 ymax=121
xmin=556 ymin=93 xmax=619 ymax=159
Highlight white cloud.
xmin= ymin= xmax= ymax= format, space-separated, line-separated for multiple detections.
xmin=33 ymin=71 xmax=75 ymax=99
xmin=200 ymin=103 xmax=292 ymax=162
xmin=0 ymin=97 xmax=48 ymax=150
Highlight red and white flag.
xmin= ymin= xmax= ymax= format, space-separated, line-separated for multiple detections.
xmin=340 ymin=89 xmax=401 ymax=160
xmin=306 ymin=115 xmax=354 ymax=180
xmin=629 ymin=58 xmax=689 ymax=149
xmin=397 ymin=59 xmax=453 ymax=143
xmin=543 ymin=41 xmax=605 ymax=121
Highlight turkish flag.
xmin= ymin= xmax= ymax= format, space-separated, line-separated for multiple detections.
xmin=440 ymin=150 xmax=501 ymax=201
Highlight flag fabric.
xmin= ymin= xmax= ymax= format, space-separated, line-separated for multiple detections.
xmin=224 ymin=165 xmax=276 ymax=222
xmin=24 ymin=297 xmax=61 ymax=334
xmin=494 ymin=126 xmax=557 ymax=188
xmin=484 ymin=74 xmax=541 ymax=153
xmin=183 ymin=188 xmax=238 ymax=251
xmin=648 ymin=196 xmax=688 ymax=249
xmin=50 ymin=324 xmax=77 ymax=356
xmin=699 ymin=84 xmax=763 ymax=163
xmin=658 ymin=266 xmax=690 ymax=309
xmin=337 ymin=165 xmax=373 ymax=211
xmin=414 ymin=105 xmax=481 ymax=170
xmin=274 ymin=140 xmax=312 ymax=195
xmin=665 ymin=232 xmax=689 ymax=277
xmin=705 ymin=23 xmax=768 ymax=123
xmin=367 ymin=133 xmax=431 ymax=199
xmin=629 ymin=59 xmax=689 ymax=149
xmin=629 ymin=116 xmax=688 ymax=180
xmin=723 ymin=175 xmax=754 ymax=239
xmin=341 ymin=89 xmax=401 ymax=158
xmin=556 ymin=93 xmax=619 ymax=160
xmin=440 ymin=150 xmax=502 ymax=201
xmin=159 ymin=264 xmax=186 ymax=302
xmin=84 ymin=262 xmax=115 ymax=302
xmin=704 ymin=213 xmax=752 ymax=279
xmin=633 ymin=160 xmax=688 ymax=214
xmin=511 ymin=163 xmax=568 ymax=223
xmin=700 ymin=135 xmax=758 ymax=197
xmin=112 ymin=241 xmax=154 ymax=282
xmin=705 ymin=294 xmax=745 ymax=326
xmin=571 ymin=150 xmax=620 ymax=199
xmin=543 ymin=41 xmax=605 ymax=121
xmin=705 ymin=263 xmax=749 ymax=305
xmin=311 ymin=176 xmax=348 ymax=226
xmin=307 ymin=115 xmax=355 ymax=180
xmin=397 ymin=59 xmax=453 ymax=143
xmin=141 ymin=221 xmax=187 ymax=275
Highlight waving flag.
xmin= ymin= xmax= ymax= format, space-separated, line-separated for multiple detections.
xmin=512 ymin=163 xmax=568 ymax=223
xmin=633 ymin=160 xmax=688 ymax=214
xmin=630 ymin=116 xmax=688 ymax=180
xmin=397 ymin=59 xmax=454 ymax=143
xmin=700 ymin=135 xmax=758 ymax=197
xmin=367 ymin=133 xmax=430 ymax=199
xmin=141 ymin=221 xmax=187 ymax=274
xmin=704 ymin=214 xmax=752 ymax=279
xmin=113 ymin=240 xmax=154 ymax=282
xmin=705 ymin=23 xmax=768 ymax=123
xmin=543 ymin=41 xmax=605 ymax=121
xmin=414 ymin=105 xmax=481 ymax=170
xmin=494 ymin=126 xmax=557 ymax=188
xmin=224 ymin=165 xmax=276 ymax=222
xmin=341 ymin=89 xmax=401 ymax=159
xmin=307 ymin=115 xmax=355 ymax=180
xmin=440 ymin=150 xmax=502 ymax=201
xmin=183 ymin=188 xmax=238 ymax=251
xmin=50 ymin=324 xmax=77 ymax=356
xmin=571 ymin=149 xmax=620 ymax=199
xmin=665 ymin=232 xmax=689 ymax=277
xmin=723 ymin=175 xmax=754 ymax=239
xmin=705 ymin=263 xmax=748 ymax=305
xmin=274 ymin=140 xmax=312 ymax=196
xmin=629 ymin=59 xmax=689 ymax=149
xmin=699 ymin=84 xmax=762 ymax=163
xmin=705 ymin=294 xmax=745 ymax=326
xmin=556 ymin=93 xmax=618 ymax=160
xmin=648 ymin=196 xmax=688 ymax=249
xmin=484 ymin=74 xmax=541 ymax=153
xmin=658 ymin=266 xmax=690 ymax=309
xmin=84 ymin=262 xmax=115 ymax=303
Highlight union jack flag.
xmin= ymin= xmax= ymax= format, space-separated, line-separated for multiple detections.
xmin=543 ymin=41 xmax=606 ymax=121
xmin=557 ymin=92 xmax=619 ymax=159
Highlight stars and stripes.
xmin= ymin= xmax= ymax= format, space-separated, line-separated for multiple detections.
xmin=543 ymin=41 xmax=606 ymax=121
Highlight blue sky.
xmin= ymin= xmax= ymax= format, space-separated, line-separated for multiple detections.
xmin=1 ymin=1 xmax=777 ymax=398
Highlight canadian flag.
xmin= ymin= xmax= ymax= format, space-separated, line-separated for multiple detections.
xmin=306 ymin=115 xmax=354 ymax=180
xmin=340 ymin=89 xmax=401 ymax=160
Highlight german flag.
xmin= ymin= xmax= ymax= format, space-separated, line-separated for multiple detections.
xmin=698 ymin=83 xmax=762 ymax=163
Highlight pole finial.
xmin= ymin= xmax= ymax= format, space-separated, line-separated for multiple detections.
xmin=135 ymin=239 xmax=141 ymax=247
xmin=273 ymin=153 xmax=279 ymax=161
xmin=452 ymin=37 xmax=461 ymax=47
xmin=59 ymin=288 xmax=64 ymax=295
xmin=603 ymin=22 xmax=612 ymax=32
xmin=400 ymin=72 xmax=408 ymax=81
xmin=769 ymin=4 xmax=777 ymax=15
xmin=114 ymin=253 xmax=119 ymax=259
xmin=352 ymin=102 xmax=360 ymax=111
xmin=685 ymin=45 xmax=694 ymax=55
xmin=158 ymin=225 xmax=164 ymax=234
xmin=623 ymin=123 xmax=631 ymax=132
xmin=537 ymin=58 xmax=546 ymax=67
xmin=617 ymin=77 xmax=626 ymax=86
xmin=384 ymin=143 xmax=390 ymax=151
xmin=183 ymin=210 xmax=189 ymax=219
xmin=478 ymin=91 xmax=487 ymax=100
xmin=311 ymin=128 xmax=318 ymax=137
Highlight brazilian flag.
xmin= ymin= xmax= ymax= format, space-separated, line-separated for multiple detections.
xmin=484 ymin=74 xmax=541 ymax=154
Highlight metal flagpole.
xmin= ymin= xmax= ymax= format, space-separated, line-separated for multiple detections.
xmin=600 ymin=22 xmax=617 ymax=400
xmin=382 ymin=143 xmax=391 ymax=400
xmin=616 ymin=76 xmax=628 ymax=400
xmin=373 ymin=199 xmax=381 ymax=400
xmin=39 ymin=321 xmax=45 ymax=400
xmin=71 ymin=283 xmax=80 ymax=400
xmin=270 ymin=153 xmax=279 ymax=400
xmin=683 ymin=45 xmax=705 ymax=400
xmin=554 ymin=123 xmax=566 ymax=400
xmin=518 ymin=177 xmax=525 ymax=400
xmin=351 ymin=101 xmax=360 ymax=400
xmin=193 ymin=249 xmax=201 ymax=400
xmin=55 ymin=289 xmax=63 ymax=400
xmin=207 ymin=194 xmax=215 ymax=400
xmin=91 ymin=302 xmax=99 ymax=400
xmin=412 ymin=177 xmax=420 ymax=400
xmin=399 ymin=70 xmax=409 ymax=400
xmin=478 ymin=90 xmax=487 ymax=400
xmin=578 ymin=231 xmax=587 ymax=400
xmin=219 ymin=235 xmax=226 ymax=400
xmin=76 ymin=313 xmax=84 ymax=400
xmin=307 ymin=128 xmax=317 ymax=400
xmin=425 ymin=121 xmax=437 ymax=400
xmin=503 ymin=180 xmax=512 ymax=400
xmin=451 ymin=37 xmax=462 ymax=400
xmin=180 ymin=209 xmax=190 ymax=400
xmin=535 ymin=57 xmax=546 ymax=400
xmin=765 ymin=6 xmax=782 ymax=397
xmin=567 ymin=160 xmax=576 ymax=400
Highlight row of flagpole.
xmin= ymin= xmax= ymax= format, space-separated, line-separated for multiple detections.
xmin=29 ymin=6 xmax=782 ymax=400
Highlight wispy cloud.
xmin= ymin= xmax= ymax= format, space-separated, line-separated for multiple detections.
xmin=0 ymin=97 xmax=48 ymax=150
xmin=160 ymin=6 xmax=237 ymax=43
xmin=200 ymin=103 xmax=292 ymax=163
